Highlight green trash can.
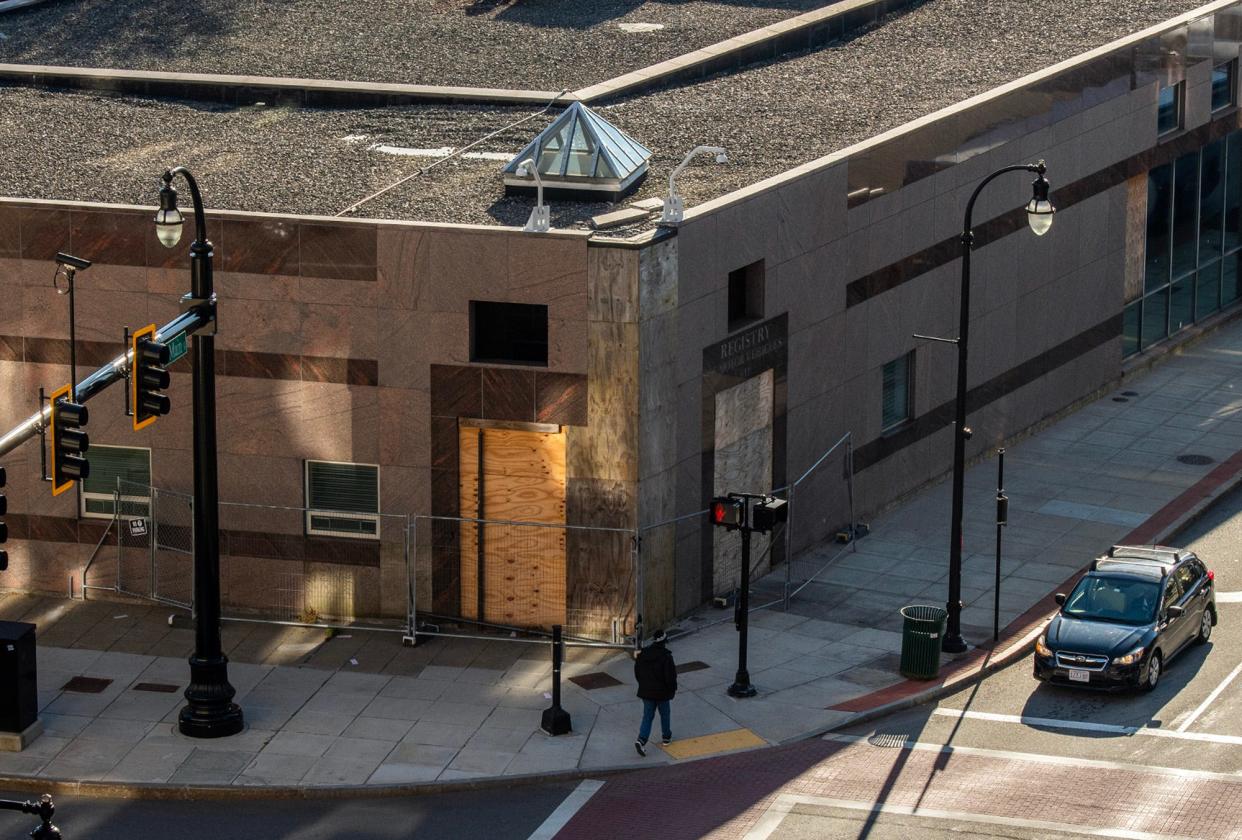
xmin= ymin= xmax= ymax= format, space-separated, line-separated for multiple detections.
xmin=899 ymin=605 xmax=948 ymax=679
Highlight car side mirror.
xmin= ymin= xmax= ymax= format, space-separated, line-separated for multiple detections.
xmin=1167 ymin=605 xmax=1185 ymax=619
xmin=1054 ymin=593 xmax=1066 ymax=606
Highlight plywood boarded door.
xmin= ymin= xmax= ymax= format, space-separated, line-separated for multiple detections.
xmin=459 ymin=425 xmax=567 ymax=628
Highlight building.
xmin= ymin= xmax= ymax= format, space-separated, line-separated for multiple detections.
xmin=0 ymin=0 xmax=1235 ymax=640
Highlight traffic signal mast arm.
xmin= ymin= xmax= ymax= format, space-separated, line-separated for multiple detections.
xmin=0 ymin=302 xmax=213 ymax=458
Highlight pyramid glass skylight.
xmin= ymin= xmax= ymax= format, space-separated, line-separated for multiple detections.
xmin=504 ymin=102 xmax=652 ymax=199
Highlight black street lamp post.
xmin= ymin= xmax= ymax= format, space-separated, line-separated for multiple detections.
xmin=154 ymin=167 xmax=244 ymax=737
xmin=942 ymin=161 xmax=1054 ymax=654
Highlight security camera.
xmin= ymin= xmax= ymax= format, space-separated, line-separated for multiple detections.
xmin=54 ymin=252 xmax=91 ymax=271
xmin=516 ymin=163 xmax=530 ymax=178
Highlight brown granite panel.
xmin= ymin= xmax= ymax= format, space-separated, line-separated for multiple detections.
xmin=302 ymin=354 xmax=349 ymax=384
xmin=481 ymin=367 xmax=535 ymax=422
xmin=430 ymin=467 xmax=459 ymax=516
xmin=0 ymin=335 xmax=20 ymax=361
xmin=221 ymin=218 xmax=299 ymax=275
xmin=4 ymin=514 xmax=28 ymax=541
xmin=300 ymin=223 xmax=377 ymax=282
xmin=0 ymin=206 xmax=19 ymax=258
xmin=70 ymin=211 xmax=147 ymax=267
xmin=303 ymin=538 xmax=381 ymax=567
xmin=19 ymin=207 xmax=71 ymax=262
xmin=430 ymin=514 xmax=461 ymax=615
xmin=346 ymin=358 xmax=379 ymax=387
xmin=145 ymin=215 xmax=225 ymax=269
xmin=223 ymin=350 xmax=302 ymax=381
xmin=430 ymin=417 xmax=458 ymax=469
xmin=222 ymin=529 xmax=306 ymax=561
xmin=430 ymin=364 xmax=481 ymax=418
xmin=25 ymin=514 xmax=78 ymax=544
xmin=24 ymin=337 xmax=70 ymax=365
xmin=76 ymin=520 xmax=117 ymax=547
xmin=536 ymin=372 xmax=588 ymax=426
xmin=76 ymin=339 xmax=119 ymax=368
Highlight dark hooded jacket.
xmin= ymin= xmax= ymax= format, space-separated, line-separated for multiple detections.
xmin=634 ymin=641 xmax=677 ymax=701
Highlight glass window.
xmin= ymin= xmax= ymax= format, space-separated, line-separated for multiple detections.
xmin=1141 ymin=289 xmax=1169 ymax=349
xmin=1200 ymin=139 xmax=1225 ymax=265
xmin=1065 ymin=576 xmax=1160 ymax=624
xmin=1161 ymin=576 xmax=1184 ymax=612
xmin=305 ymin=461 xmax=380 ymax=540
xmin=1158 ymin=83 xmax=1182 ymax=135
xmin=1224 ymin=252 xmax=1241 ymax=304
xmin=470 ymin=301 xmax=549 ymax=366
xmin=81 ymin=445 xmax=152 ymax=519
xmin=1145 ymin=164 xmax=1173 ymax=292
xmin=881 ymin=353 xmax=912 ymax=431
xmin=1172 ymin=152 xmax=1200 ymax=279
xmin=1213 ymin=61 xmax=1236 ymax=112
xmin=1170 ymin=277 xmax=1194 ymax=334
xmin=727 ymin=260 xmax=765 ymax=331
xmin=1123 ymin=302 xmax=1141 ymax=358
xmin=1227 ymin=134 xmax=1242 ymax=253
xmin=1196 ymin=262 xmax=1222 ymax=320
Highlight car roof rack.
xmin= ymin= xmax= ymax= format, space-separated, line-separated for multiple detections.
xmin=1105 ymin=544 xmax=1182 ymax=563
xmin=1090 ymin=556 xmax=1169 ymax=577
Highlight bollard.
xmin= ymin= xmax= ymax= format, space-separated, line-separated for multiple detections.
xmin=540 ymin=625 xmax=572 ymax=736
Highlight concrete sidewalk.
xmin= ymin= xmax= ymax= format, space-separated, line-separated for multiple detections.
xmin=2 ymin=319 xmax=1242 ymax=792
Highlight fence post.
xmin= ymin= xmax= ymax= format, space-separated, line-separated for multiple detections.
xmin=783 ymin=483 xmax=794 ymax=611
xmin=149 ymin=486 xmax=158 ymax=598
xmin=846 ymin=433 xmax=857 ymax=553
xmin=404 ymin=515 xmax=417 ymax=646
xmin=113 ymin=478 xmax=123 ymax=594
xmin=632 ymin=531 xmax=643 ymax=654
xmin=541 ymin=625 xmax=572 ymax=735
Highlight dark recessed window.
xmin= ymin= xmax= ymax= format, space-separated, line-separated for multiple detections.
xmin=1157 ymin=83 xmax=1182 ymax=136
xmin=727 ymin=260 xmax=765 ymax=331
xmin=1212 ymin=61 xmax=1236 ymax=113
xmin=881 ymin=353 xmax=913 ymax=432
xmin=470 ymin=301 xmax=548 ymax=366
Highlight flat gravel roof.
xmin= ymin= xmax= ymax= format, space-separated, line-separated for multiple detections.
xmin=0 ymin=0 xmax=826 ymax=91
xmin=0 ymin=0 xmax=1212 ymax=231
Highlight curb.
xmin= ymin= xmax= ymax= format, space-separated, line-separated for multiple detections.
xmin=4 ymin=448 xmax=1241 ymax=801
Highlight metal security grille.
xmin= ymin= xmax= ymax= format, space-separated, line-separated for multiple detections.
xmin=304 ymin=460 xmax=380 ymax=539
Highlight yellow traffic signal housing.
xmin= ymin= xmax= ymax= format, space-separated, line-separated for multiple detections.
xmin=49 ymin=383 xmax=89 ymax=497
xmin=132 ymin=323 xmax=171 ymax=432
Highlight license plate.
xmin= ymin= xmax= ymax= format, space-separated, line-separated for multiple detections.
xmin=1068 ymin=668 xmax=1090 ymax=683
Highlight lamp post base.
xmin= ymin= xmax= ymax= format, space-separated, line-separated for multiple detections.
xmin=178 ymin=655 xmax=244 ymax=739
xmin=941 ymin=633 xmax=968 ymax=654
xmin=727 ymin=679 xmax=757 ymax=698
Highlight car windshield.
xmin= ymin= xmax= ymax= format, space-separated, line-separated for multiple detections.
xmin=1063 ymin=576 xmax=1159 ymax=624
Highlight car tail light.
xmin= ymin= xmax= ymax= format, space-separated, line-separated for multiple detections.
xmin=1208 ymin=570 xmax=1215 ymax=582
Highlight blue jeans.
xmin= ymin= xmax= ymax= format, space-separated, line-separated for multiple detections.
xmin=638 ymin=699 xmax=671 ymax=742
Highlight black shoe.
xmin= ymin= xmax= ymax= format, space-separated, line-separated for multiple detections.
xmin=634 ymin=739 xmax=647 ymax=757
xmin=662 ymin=736 xmax=672 ymax=746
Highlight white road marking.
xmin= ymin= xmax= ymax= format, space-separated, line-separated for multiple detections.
xmin=1216 ymin=591 xmax=1242 ymax=603
xmin=742 ymin=792 xmax=1196 ymax=840
xmin=1178 ymin=662 xmax=1242 ymax=732
xmin=822 ymin=732 xmax=1242 ymax=783
xmin=526 ymin=779 xmax=605 ymax=840
xmin=933 ymin=707 xmax=1242 ymax=746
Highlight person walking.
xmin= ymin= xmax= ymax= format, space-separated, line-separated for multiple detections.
xmin=634 ymin=629 xmax=677 ymax=756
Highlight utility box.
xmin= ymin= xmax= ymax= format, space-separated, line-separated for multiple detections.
xmin=0 ymin=621 xmax=37 ymax=738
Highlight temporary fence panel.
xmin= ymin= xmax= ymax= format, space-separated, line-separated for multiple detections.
xmin=784 ymin=432 xmax=857 ymax=602
xmin=151 ymin=485 xmax=193 ymax=609
xmin=412 ymin=514 xmax=636 ymax=646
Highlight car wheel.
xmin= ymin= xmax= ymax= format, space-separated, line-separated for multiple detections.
xmin=1143 ymin=651 xmax=1162 ymax=692
xmin=1196 ymin=607 xmax=1214 ymax=645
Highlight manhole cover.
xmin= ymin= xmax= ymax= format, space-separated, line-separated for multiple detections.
xmin=61 ymin=676 xmax=113 ymax=694
xmin=569 ymin=671 xmax=623 ymax=690
xmin=133 ymin=682 xmax=180 ymax=693
xmin=1177 ymin=454 xmax=1215 ymax=465
xmin=867 ymin=733 xmax=911 ymax=748
xmin=1122 ymin=391 xmax=1139 ymax=397
xmin=1112 ymin=397 xmax=1129 ymax=402
xmin=676 ymin=660 xmax=710 ymax=674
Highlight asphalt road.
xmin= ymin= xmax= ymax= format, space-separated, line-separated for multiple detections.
xmin=0 ymin=781 xmax=577 ymax=840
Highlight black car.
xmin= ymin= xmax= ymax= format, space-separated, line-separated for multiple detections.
xmin=1033 ymin=545 xmax=1216 ymax=691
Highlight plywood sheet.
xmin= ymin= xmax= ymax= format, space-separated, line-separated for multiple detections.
xmin=460 ymin=425 xmax=567 ymax=627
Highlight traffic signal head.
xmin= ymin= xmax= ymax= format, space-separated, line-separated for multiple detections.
xmin=751 ymin=496 xmax=788 ymax=533
xmin=710 ymin=496 xmax=744 ymax=530
xmin=132 ymin=324 xmax=171 ymax=431
xmin=50 ymin=383 xmax=89 ymax=496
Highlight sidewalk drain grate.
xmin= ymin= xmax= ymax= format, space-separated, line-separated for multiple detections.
xmin=1112 ymin=397 xmax=1129 ymax=402
xmin=1122 ymin=391 xmax=1139 ymax=396
xmin=867 ymin=733 xmax=911 ymax=748
xmin=569 ymin=671 xmax=623 ymax=690
xmin=1177 ymin=454 xmax=1215 ymax=465
xmin=61 ymin=676 xmax=113 ymax=694
xmin=676 ymin=661 xmax=710 ymax=674
xmin=133 ymin=682 xmax=180 ymax=693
